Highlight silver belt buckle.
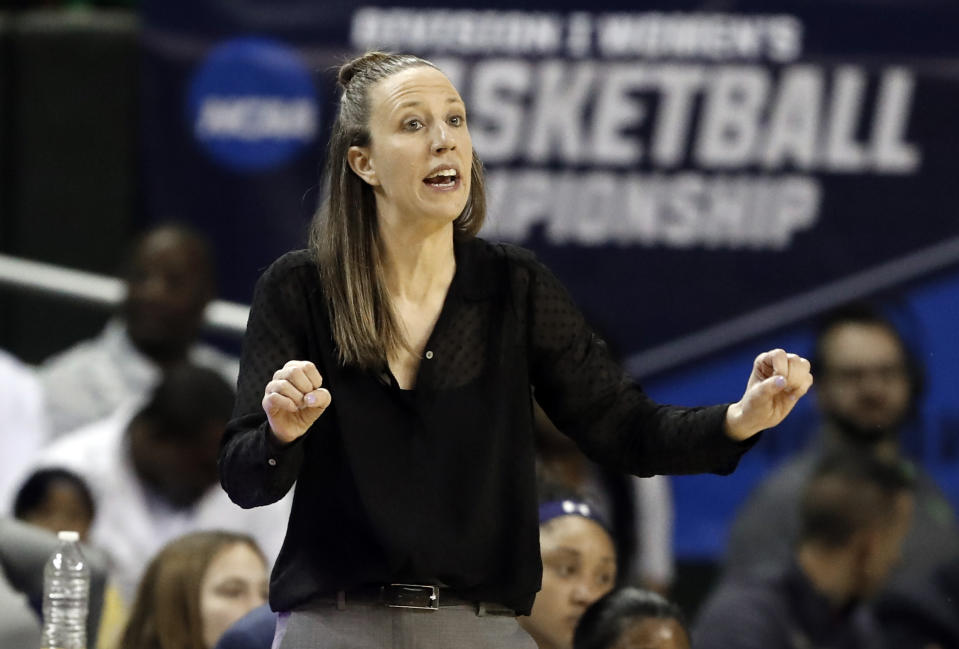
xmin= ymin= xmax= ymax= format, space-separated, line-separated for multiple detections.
xmin=382 ymin=584 xmax=440 ymax=610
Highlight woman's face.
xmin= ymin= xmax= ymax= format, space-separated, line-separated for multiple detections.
xmin=609 ymin=618 xmax=690 ymax=649
xmin=199 ymin=542 xmax=269 ymax=649
xmin=350 ymin=65 xmax=473 ymax=231
xmin=520 ymin=516 xmax=617 ymax=649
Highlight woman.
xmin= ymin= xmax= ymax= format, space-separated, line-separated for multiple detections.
xmin=519 ymin=495 xmax=618 ymax=649
xmin=218 ymin=51 xmax=813 ymax=649
xmin=118 ymin=530 xmax=268 ymax=649
xmin=573 ymin=587 xmax=690 ymax=649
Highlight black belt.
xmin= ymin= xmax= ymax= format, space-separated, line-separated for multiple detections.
xmin=321 ymin=584 xmax=516 ymax=617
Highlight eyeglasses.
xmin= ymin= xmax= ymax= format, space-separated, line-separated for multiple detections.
xmin=822 ymin=363 xmax=908 ymax=384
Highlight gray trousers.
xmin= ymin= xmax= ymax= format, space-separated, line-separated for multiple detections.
xmin=274 ymin=603 xmax=537 ymax=649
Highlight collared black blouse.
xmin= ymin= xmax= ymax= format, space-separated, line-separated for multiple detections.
xmin=219 ymin=236 xmax=755 ymax=614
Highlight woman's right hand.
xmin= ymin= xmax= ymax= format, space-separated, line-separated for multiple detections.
xmin=261 ymin=360 xmax=332 ymax=444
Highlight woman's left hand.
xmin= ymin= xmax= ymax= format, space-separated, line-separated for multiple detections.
xmin=724 ymin=349 xmax=814 ymax=441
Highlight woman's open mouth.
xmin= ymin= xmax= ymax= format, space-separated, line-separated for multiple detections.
xmin=423 ymin=167 xmax=460 ymax=191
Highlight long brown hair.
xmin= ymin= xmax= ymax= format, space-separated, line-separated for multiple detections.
xmin=118 ymin=530 xmax=265 ymax=649
xmin=309 ymin=51 xmax=487 ymax=370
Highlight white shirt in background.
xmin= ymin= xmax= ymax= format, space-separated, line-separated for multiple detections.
xmin=38 ymin=319 xmax=240 ymax=438
xmin=33 ymin=407 xmax=291 ymax=603
xmin=0 ymin=350 xmax=50 ymax=512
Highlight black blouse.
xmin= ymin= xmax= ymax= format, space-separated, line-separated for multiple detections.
xmin=218 ymin=237 xmax=756 ymax=614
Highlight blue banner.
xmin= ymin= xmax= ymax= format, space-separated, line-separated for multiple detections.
xmin=141 ymin=0 xmax=959 ymax=377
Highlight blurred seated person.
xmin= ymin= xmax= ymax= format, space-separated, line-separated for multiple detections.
xmin=13 ymin=468 xmax=95 ymax=541
xmin=0 ymin=349 xmax=49 ymax=509
xmin=0 ymin=517 xmax=109 ymax=648
xmin=874 ymin=553 xmax=959 ymax=649
xmin=119 ymin=530 xmax=268 ymax=649
xmin=519 ymin=487 xmax=618 ymax=649
xmin=12 ymin=468 xmax=128 ymax=649
xmin=213 ymin=603 xmax=276 ymax=649
xmin=724 ymin=303 xmax=958 ymax=591
xmin=535 ymin=402 xmax=674 ymax=593
xmin=694 ymin=453 xmax=915 ymax=649
xmin=39 ymin=223 xmax=239 ymax=437
xmin=31 ymin=364 xmax=290 ymax=602
xmin=573 ymin=587 xmax=690 ymax=649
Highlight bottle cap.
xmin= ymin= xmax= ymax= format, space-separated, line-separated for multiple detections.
xmin=57 ymin=530 xmax=80 ymax=542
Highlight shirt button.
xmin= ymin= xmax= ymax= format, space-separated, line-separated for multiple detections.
xmin=425 ymin=350 xmax=434 ymax=359
xmin=268 ymin=458 xmax=277 ymax=467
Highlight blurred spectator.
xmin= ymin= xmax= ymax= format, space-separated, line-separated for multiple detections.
xmin=0 ymin=517 xmax=109 ymax=648
xmin=213 ymin=603 xmax=276 ymax=649
xmin=13 ymin=467 xmax=95 ymax=541
xmin=39 ymin=223 xmax=239 ymax=437
xmin=12 ymin=468 xmax=128 ymax=649
xmin=694 ymin=453 xmax=915 ymax=649
xmin=519 ymin=487 xmax=618 ymax=649
xmin=573 ymin=587 xmax=690 ymax=649
xmin=118 ymin=530 xmax=268 ymax=649
xmin=0 ymin=349 xmax=49 ymax=510
xmin=874 ymin=554 xmax=959 ymax=649
xmin=724 ymin=303 xmax=959 ymax=589
xmin=535 ymin=401 xmax=675 ymax=593
xmin=31 ymin=364 xmax=290 ymax=602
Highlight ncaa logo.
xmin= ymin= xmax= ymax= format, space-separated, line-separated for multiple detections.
xmin=188 ymin=37 xmax=319 ymax=172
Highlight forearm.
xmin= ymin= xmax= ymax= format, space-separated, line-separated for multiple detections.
xmin=218 ymin=415 xmax=304 ymax=508
xmin=574 ymin=397 xmax=755 ymax=477
xmin=525 ymin=250 xmax=758 ymax=478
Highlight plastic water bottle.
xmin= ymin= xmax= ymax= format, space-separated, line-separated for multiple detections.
xmin=40 ymin=530 xmax=90 ymax=649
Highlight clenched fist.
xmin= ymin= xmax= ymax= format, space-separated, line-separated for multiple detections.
xmin=262 ymin=360 xmax=332 ymax=444
xmin=725 ymin=349 xmax=813 ymax=441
